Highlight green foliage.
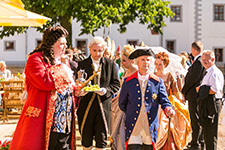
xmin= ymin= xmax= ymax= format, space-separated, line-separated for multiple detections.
xmin=0 ymin=0 xmax=174 ymax=44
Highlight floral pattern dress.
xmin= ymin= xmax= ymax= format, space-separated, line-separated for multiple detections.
xmin=156 ymin=72 xmax=191 ymax=150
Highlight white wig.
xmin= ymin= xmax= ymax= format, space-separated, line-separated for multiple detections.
xmin=89 ymin=36 xmax=107 ymax=49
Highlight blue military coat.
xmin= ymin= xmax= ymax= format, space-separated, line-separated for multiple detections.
xmin=119 ymin=71 xmax=172 ymax=149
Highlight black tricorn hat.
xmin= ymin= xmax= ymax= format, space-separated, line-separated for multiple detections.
xmin=128 ymin=48 xmax=155 ymax=59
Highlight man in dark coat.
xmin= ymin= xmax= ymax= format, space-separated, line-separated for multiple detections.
xmin=182 ymin=41 xmax=206 ymax=150
xmin=76 ymin=36 xmax=120 ymax=150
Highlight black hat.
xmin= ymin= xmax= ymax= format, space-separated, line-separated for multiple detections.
xmin=128 ymin=48 xmax=155 ymax=59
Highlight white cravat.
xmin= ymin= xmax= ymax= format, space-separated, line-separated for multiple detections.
xmin=91 ymin=57 xmax=100 ymax=72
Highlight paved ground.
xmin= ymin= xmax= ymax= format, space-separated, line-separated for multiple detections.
xmin=0 ymin=118 xmax=110 ymax=150
xmin=1 ymin=118 xmax=225 ymax=149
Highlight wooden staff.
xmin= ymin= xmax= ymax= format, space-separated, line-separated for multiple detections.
xmin=167 ymin=117 xmax=171 ymax=150
xmin=80 ymin=70 xmax=100 ymax=89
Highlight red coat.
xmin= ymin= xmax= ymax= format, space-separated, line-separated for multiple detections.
xmin=9 ymin=52 xmax=77 ymax=150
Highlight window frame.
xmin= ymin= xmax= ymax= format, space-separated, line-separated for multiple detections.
xmin=4 ymin=40 xmax=16 ymax=51
xmin=36 ymin=39 xmax=42 ymax=47
xmin=213 ymin=4 xmax=224 ymax=21
xmin=127 ymin=39 xmax=139 ymax=47
xmin=170 ymin=5 xmax=182 ymax=22
xmin=76 ymin=39 xmax=88 ymax=54
xmin=166 ymin=40 xmax=176 ymax=53
xmin=214 ymin=47 xmax=224 ymax=62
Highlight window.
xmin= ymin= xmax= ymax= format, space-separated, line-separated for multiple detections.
xmin=127 ymin=40 xmax=138 ymax=47
xmin=214 ymin=48 xmax=223 ymax=62
xmin=36 ymin=39 xmax=42 ymax=47
xmin=214 ymin=5 xmax=224 ymax=21
xmin=76 ymin=40 xmax=87 ymax=54
xmin=4 ymin=41 xmax=15 ymax=51
xmin=166 ymin=40 xmax=175 ymax=53
xmin=171 ymin=5 xmax=182 ymax=22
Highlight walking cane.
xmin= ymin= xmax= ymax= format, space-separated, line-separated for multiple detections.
xmin=167 ymin=117 xmax=171 ymax=150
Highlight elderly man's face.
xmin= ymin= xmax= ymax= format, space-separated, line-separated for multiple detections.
xmin=137 ymin=55 xmax=153 ymax=73
xmin=90 ymin=43 xmax=105 ymax=61
xmin=202 ymin=54 xmax=214 ymax=69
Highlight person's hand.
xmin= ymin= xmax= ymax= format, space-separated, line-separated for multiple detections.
xmin=95 ymin=87 xmax=107 ymax=96
xmin=165 ymin=107 xmax=175 ymax=118
xmin=196 ymin=86 xmax=200 ymax=93
xmin=74 ymin=86 xmax=88 ymax=97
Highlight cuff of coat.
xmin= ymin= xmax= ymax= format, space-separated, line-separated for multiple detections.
xmin=164 ymin=107 xmax=170 ymax=116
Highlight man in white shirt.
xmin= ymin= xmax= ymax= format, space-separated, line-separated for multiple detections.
xmin=196 ymin=50 xmax=224 ymax=150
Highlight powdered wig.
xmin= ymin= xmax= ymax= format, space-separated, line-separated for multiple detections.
xmin=88 ymin=36 xmax=107 ymax=50
xmin=155 ymin=52 xmax=169 ymax=68
xmin=30 ymin=26 xmax=68 ymax=65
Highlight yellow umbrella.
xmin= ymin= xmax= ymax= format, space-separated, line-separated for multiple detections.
xmin=0 ymin=0 xmax=51 ymax=27
xmin=0 ymin=10 xmax=51 ymax=27
xmin=0 ymin=0 xmax=27 ymax=17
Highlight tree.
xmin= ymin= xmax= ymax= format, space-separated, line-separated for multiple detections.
xmin=0 ymin=0 xmax=174 ymax=47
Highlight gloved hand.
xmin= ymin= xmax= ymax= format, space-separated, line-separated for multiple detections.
xmin=95 ymin=87 xmax=107 ymax=96
xmin=165 ymin=107 xmax=175 ymax=118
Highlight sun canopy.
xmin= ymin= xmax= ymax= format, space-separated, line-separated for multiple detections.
xmin=0 ymin=0 xmax=51 ymax=27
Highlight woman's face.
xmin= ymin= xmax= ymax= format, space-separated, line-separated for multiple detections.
xmin=121 ymin=54 xmax=132 ymax=69
xmin=154 ymin=58 xmax=165 ymax=72
xmin=52 ymin=36 xmax=67 ymax=58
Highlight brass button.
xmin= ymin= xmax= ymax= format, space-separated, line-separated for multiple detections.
xmin=137 ymin=90 xmax=140 ymax=93
xmin=147 ymin=90 xmax=149 ymax=92
xmin=146 ymin=97 xmax=148 ymax=99
xmin=134 ymin=118 xmax=136 ymax=120
xmin=136 ymin=111 xmax=139 ymax=113
xmin=132 ymin=124 xmax=134 ymax=126
xmin=138 ymin=97 xmax=141 ymax=100
xmin=149 ymin=117 xmax=151 ymax=120
xmin=148 ymin=84 xmax=151 ymax=86
xmin=138 ymin=104 xmax=140 ymax=107
xmin=129 ymin=130 xmax=131 ymax=133
xmin=136 ymin=84 xmax=139 ymax=86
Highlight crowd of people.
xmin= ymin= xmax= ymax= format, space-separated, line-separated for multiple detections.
xmin=6 ymin=26 xmax=224 ymax=150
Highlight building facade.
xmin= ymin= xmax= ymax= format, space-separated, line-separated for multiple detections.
xmin=0 ymin=0 xmax=225 ymax=70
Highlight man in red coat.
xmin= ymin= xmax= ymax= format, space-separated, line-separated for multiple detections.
xmin=9 ymin=26 xmax=79 ymax=150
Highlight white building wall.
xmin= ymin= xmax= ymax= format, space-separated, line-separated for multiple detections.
xmin=201 ymin=0 xmax=225 ymax=67
xmin=163 ymin=0 xmax=195 ymax=53
xmin=72 ymin=19 xmax=160 ymax=56
xmin=0 ymin=33 xmax=26 ymax=65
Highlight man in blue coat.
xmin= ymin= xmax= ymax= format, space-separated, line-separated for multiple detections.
xmin=119 ymin=48 xmax=175 ymax=150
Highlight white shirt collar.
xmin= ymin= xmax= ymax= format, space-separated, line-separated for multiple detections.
xmin=55 ymin=57 xmax=61 ymax=65
xmin=194 ymin=54 xmax=201 ymax=62
xmin=206 ymin=64 xmax=214 ymax=72
xmin=138 ymin=71 xmax=150 ymax=81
